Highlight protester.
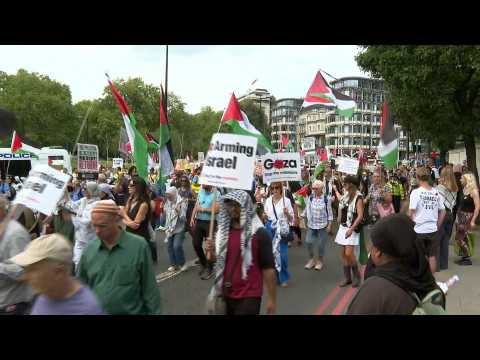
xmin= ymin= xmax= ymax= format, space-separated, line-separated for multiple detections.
xmin=0 ymin=177 xmax=10 ymax=196
xmin=70 ymin=180 xmax=84 ymax=202
xmin=10 ymin=233 xmax=104 ymax=315
xmin=206 ymin=190 xmax=276 ymax=315
xmin=377 ymin=192 xmax=395 ymax=218
xmin=454 ymin=173 xmax=480 ymax=266
xmin=347 ymin=214 xmax=444 ymax=315
xmin=264 ymin=181 xmax=294 ymax=288
xmin=0 ymin=197 xmax=35 ymax=315
xmin=177 ymin=175 xmax=196 ymax=235
xmin=408 ymin=167 xmax=446 ymax=273
xmin=78 ymin=200 xmax=161 ymax=315
xmin=98 ymin=183 xmax=114 ymax=201
xmin=163 ymin=186 xmax=188 ymax=272
xmin=436 ymin=166 xmax=458 ymax=270
xmin=70 ymin=181 xmax=99 ymax=269
xmin=121 ymin=176 xmax=156 ymax=262
xmin=301 ymin=180 xmax=333 ymax=271
xmin=364 ymin=171 xmax=388 ymax=226
xmin=148 ymin=167 xmax=158 ymax=185
xmin=334 ymin=175 xmax=364 ymax=288
xmin=6 ymin=176 xmax=16 ymax=201
xmin=190 ymin=185 xmax=221 ymax=280
xmin=97 ymin=173 xmax=107 ymax=184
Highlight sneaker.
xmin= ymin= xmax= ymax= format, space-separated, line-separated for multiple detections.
xmin=314 ymin=261 xmax=324 ymax=271
xmin=180 ymin=264 xmax=189 ymax=272
xmin=305 ymin=259 xmax=316 ymax=270
xmin=167 ymin=266 xmax=177 ymax=272
xmin=280 ymin=282 xmax=289 ymax=288
xmin=201 ymin=268 xmax=214 ymax=280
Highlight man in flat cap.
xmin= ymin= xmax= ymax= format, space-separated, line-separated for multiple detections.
xmin=77 ymin=200 xmax=161 ymax=315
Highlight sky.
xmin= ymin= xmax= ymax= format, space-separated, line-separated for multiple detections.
xmin=0 ymin=45 xmax=367 ymax=114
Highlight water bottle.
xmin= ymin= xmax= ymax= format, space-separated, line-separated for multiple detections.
xmin=437 ymin=275 xmax=460 ymax=294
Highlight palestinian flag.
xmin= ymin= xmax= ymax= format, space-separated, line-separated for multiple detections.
xmin=221 ymin=93 xmax=273 ymax=152
xmin=159 ymin=85 xmax=175 ymax=177
xmin=302 ymin=71 xmax=356 ymax=118
xmin=11 ymin=131 xmax=22 ymax=153
xmin=378 ymin=100 xmax=398 ymax=169
xmin=106 ymin=74 xmax=149 ymax=180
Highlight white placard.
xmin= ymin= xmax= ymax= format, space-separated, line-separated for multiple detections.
xmin=112 ymin=158 xmax=124 ymax=169
xmin=14 ymin=164 xmax=71 ymax=216
xmin=262 ymin=152 xmax=302 ymax=184
xmin=301 ymin=137 xmax=316 ymax=151
xmin=198 ymin=152 xmax=205 ymax=162
xmin=199 ymin=133 xmax=257 ymax=190
xmin=338 ymin=157 xmax=360 ymax=175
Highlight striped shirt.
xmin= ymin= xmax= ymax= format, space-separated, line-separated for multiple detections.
xmin=437 ymin=185 xmax=456 ymax=212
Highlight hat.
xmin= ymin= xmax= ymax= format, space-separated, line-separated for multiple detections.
xmin=98 ymin=183 xmax=114 ymax=199
xmin=91 ymin=200 xmax=121 ymax=216
xmin=166 ymin=186 xmax=177 ymax=195
xmin=10 ymin=233 xmax=72 ymax=267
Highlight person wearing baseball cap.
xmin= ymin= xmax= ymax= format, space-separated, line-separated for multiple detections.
xmin=10 ymin=233 xmax=104 ymax=315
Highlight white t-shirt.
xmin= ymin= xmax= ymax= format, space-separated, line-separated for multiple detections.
xmin=264 ymin=196 xmax=295 ymax=226
xmin=409 ymin=186 xmax=445 ymax=234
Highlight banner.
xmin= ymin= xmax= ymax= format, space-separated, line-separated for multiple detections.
xmin=199 ymin=133 xmax=257 ymax=190
xmin=14 ymin=164 xmax=71 ymax=215
xmin=262 ymin=152 xmax=301 ymax=184
xmin=112 ymin=158 xmax=124 ymax=169
xmin=338 ymin=157 xmax=360 ymax=175
xmin=77 ymin=144 xmax=99 ymax=174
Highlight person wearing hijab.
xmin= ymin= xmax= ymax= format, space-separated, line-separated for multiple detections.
xmin=205 ymin=190 xmax=277 ymax=315
xmin=347 ymin=214 xmax=443 ymax=315
xmin=69 ymin=182 xmax=100 ymax=269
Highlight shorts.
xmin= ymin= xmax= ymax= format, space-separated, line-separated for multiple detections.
xmin=416 ymin=232 xmax=439 ymax=257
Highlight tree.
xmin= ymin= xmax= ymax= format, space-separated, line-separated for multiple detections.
xmin=0 ymin=69 xmax=77 ymax=150
xmin=356 ymin=46 xmax=480 ymax=180
xmin=238 ymin=98 xmax=272 ymax=141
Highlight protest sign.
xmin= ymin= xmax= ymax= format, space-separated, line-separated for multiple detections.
xmin=262 ymin=152 xmax=301 ymax=184
xmin=199 ymin=133 xmax=257 ymax=190
xmin=112 ymin=158 xmax=124 ymax=169
xmin=338 ymin=157 xmax=360 ymax=175
xmin=77 ymin=143 xmax=99 ymax=174
xmin=198 ymin=152 xmax=205 ymax=162
xmin=14 ymin=164 xmax=71 ymax=216
xmin=302 ymin=137 xmax=316 ymax=151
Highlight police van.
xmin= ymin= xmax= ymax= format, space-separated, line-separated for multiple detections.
xmin=0 ymin=147 xmax=72 ymax=177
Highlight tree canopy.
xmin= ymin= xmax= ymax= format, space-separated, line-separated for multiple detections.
xmin=356 ymin=45 xmax=480 ymax=179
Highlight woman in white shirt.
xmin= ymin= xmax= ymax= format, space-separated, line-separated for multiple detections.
xmin=436 ymin=166 xmax=458 ymax=271
xmin=264 ymin=181 xmax=294 ymax=288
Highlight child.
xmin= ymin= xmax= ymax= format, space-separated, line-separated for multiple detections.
xmin=377 ymin=193 xmax=395 ymax=218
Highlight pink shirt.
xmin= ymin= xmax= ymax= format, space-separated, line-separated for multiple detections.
xmin=377 ymin=203 xmax=395 ymax=218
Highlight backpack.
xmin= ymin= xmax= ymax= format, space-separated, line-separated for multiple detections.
xmin=411 ymin=289 xmax=447 ymax=315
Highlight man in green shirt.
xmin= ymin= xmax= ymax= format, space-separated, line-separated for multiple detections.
xmin=77 ymin=200 xmax=161 ymax=315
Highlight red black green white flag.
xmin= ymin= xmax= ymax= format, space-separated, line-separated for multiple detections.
xmin=158 ymin=85 xmax=175 ymax=176
xmin=302 ymin=71 xmax=356 ymax=118
xmin=378 ymin=100 xmax=398 ymax=169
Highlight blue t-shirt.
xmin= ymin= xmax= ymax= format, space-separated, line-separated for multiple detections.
xmin=196 ymin=189 xmax=221 ymax=221
xmin=0 ymin=183 xmax=9 ymax=194
xmin=30 ymin=286 xmax=105 ymax=315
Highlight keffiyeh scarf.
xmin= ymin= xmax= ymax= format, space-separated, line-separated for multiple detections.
xmin=339 ymin=191 xmax=362 ymax=228
xmin=211 ymin=190 xmax=261 ymax=297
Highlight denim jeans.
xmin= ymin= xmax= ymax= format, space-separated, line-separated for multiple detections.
xmin=305 ymin=227 xmax=328 ymax=259
xmin=167 ymin=231 xmax=186 ymax=267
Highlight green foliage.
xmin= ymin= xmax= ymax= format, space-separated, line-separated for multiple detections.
xmin=238 ymin=98 xmax=272 ymax=141
xmin=356 ymin=45 xmax=480 ymax=177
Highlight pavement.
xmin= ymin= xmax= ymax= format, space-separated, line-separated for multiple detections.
xmin=153 ymin=226 xmax=480 ymax=315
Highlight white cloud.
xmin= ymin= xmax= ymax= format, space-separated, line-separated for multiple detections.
xmin=0 ymin=45 xmax=366 ymax=114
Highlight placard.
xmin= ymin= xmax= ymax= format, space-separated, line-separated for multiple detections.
xmin=77 ymin=143 xmax=99 ymax=174
xmin=199 ymin=133 xmax=257 ymax=190
xmin=14 ymin=164 xmax=71 ymax=216
xmin=262 ymin=152 xmax=301 ymax=184
xmin=301 ymin=137 xmax=316 ymax=151
xmin=337 ymin=157 xmax=360 ymax=175
xmin=112 ymin=158 xmax=124 ymax=169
